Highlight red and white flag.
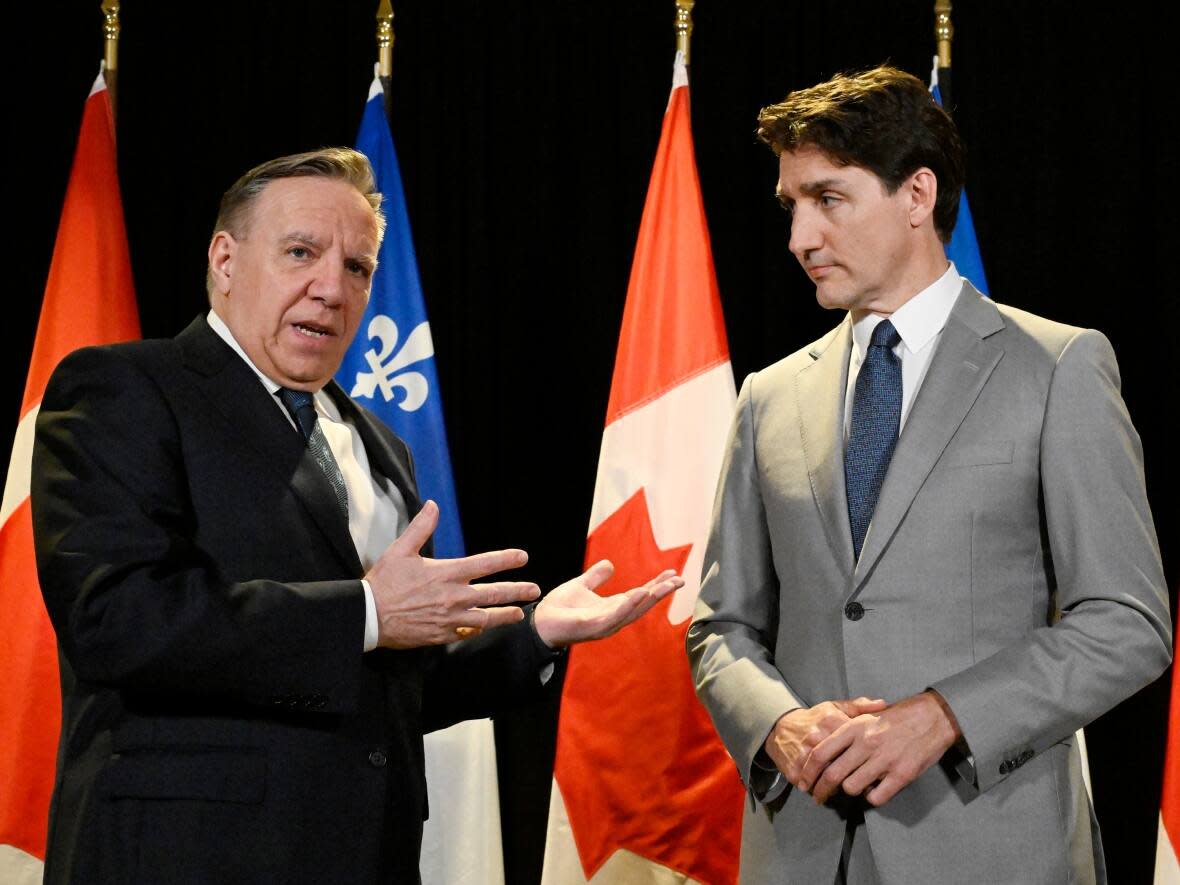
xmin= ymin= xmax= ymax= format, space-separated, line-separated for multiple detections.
xmin=1155 ymin=623 xmax=1180 ymax=883
xmin=541 ymin=53 xmax=743 ymax=884
xmin=0 ymin=69 xmax=140 ymax=884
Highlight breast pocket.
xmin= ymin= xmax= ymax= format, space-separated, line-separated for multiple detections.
xmin=945 ymin=440 xmax=1014 ymax=468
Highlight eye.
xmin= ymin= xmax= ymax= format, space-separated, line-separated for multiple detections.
xmin=288 ymin=246 xmax=311 ymax=260
xmin=819 ymin=194 xmax=841 ymax=208
xmin=346 ymin=260 xmax=372 ymax=279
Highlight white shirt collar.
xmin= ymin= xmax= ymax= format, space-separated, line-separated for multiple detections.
xmin=206 ymin=310 xmax=341 ymax=419
xmin=851 ymin=262 xmax=962 ymax=358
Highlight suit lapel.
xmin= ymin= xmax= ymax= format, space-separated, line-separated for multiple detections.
xmin=852 ymin=284 xmax=1005 ymax=588
xmin=795 ymin=318 xmax=856 ymax=575
xmin=176 ymin=317 xmax=364 ymax=576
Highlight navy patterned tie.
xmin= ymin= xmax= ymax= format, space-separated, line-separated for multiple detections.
xmin=278 ymin=388 xmax=350 ymax=524
xmin=845 ymin=319 xmax=902 ymax=560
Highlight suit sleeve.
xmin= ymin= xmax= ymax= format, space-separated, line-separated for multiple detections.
xmin=687 ymin=374 xmax=806 ymax=799
xmin=32 ymin=346 xmax=368 ymax=713
xmin=931 ymin=329 xmax=1171 ymax=792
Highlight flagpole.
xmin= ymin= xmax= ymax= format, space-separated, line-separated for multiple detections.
xmin=376 ymin=0 xmax=394 ymax=119
xmin=933 ymin=0 xmax=952 ymax=110
xmin=101 ymin=0 xmax=121 ymax=116
xmin=675 ymin=0 xmax=694 ymax=64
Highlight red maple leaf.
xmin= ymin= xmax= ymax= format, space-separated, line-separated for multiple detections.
xmin=554 ymin=488 xmax=743 ymax=883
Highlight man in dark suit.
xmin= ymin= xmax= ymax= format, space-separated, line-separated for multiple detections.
xmin=32 ymin=148 xmax=680 ymax=883
xmin=687 ymin=67 xmax=1170 ymax=883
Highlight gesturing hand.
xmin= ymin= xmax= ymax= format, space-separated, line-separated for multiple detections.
xmin=532 ymin=560 xmax=684 ymax=647
xmin=367 ymin=501 xmax=541 ymax=648
xmin=764 ymin=697 xmax=889 ymax=790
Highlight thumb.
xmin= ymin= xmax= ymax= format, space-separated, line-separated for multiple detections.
xmin=389 ymin=500 xmax=439 ymax=557
xmin=578 ymin=559 xmax=615 ymax=592
xmin=834 ymin=696 xmax=888 ymax=717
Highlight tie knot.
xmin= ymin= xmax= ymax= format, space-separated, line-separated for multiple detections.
xmin=278 ymin=388 xmax=318 ymax=440
xmin=870 ymin=319 xmax=901 ymax=350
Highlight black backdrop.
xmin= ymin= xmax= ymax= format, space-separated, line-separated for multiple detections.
xmin=9 ymin=2 xmax=1178 ymax=882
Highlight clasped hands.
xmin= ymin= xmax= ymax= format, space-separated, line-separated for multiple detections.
xmin=366 ymin=500 xmax=683 ymax=649
xmin=764 ymin=690 xmax=962 ymax=808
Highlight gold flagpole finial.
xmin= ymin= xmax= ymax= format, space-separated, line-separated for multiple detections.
xmin=675 ymin=0 xmax=694 ymax=65
xmin=377 ymin=0 xmax=395 ymax=79
xmin=934 ymin=0 xmax=953 ymax=70
xmin=101 ymin=0 xmax=121 ymax=112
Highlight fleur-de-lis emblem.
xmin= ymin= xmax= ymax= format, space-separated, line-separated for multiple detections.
xmin=350 ymin=315 xmax=435 ymax=411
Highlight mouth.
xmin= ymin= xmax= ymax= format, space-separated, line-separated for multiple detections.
xmin=292 ymin=321 xmax=334 ymax=339
xmin=806 ymin=263 xmax=836 ymax=279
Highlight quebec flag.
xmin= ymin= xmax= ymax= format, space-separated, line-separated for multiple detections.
xmin=929 ymin=64 xmax=989 ymax=296
xmin=340 ymin=77 xmax=465 ymax=557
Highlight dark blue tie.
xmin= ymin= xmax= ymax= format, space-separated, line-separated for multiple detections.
xmin=278 ymin=388 xmax=350 ymax=524
xmin=845 ymin=320 xmax=902 ymax=560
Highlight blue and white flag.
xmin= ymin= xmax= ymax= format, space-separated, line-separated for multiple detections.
xmin=930 ymin=66 xmax=990 ymax=296
xmin=340 ymin=77 xmax=465 ymax=557
xmin=343 ymin=78 xmax=505 ymax=885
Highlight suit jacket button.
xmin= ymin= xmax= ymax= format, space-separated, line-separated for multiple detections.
xmin=368 ymin=750 xmax=388 ymax=768
xmin=844 ymin=602 xmax=865 ymax=621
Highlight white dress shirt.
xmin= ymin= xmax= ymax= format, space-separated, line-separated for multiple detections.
xmin=207 ymin=310 xmax=405 ymax=650
xmin=843 ymin=263 xmax=964 ymax=440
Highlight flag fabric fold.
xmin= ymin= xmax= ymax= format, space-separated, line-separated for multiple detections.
xmin=339 ymin=77 xmax=503 ymax=885
xmin=0 ymin=68 xmax=140 ymax=884
xmin=542 ymin=53 xmax=743 ymax=885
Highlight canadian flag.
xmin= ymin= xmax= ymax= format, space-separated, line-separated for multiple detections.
xmin=541 ymin=53 xmax=743 ymax=884
xmin=0 ymin=69 xmax=140 ymax=884
xmin=1155 ymin=628 xmax=1180 ymax=883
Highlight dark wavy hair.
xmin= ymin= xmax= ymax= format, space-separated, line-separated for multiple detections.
xmin=757 ymin=65 xmax=965 ymax=243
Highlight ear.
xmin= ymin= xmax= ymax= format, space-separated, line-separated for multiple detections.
xmin=906 ymin=168 xmax=939 ymax=230
xmin=207 ymin=231 xmax=237 ymax=297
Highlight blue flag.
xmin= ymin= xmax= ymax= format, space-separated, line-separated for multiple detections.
xmin=931 ymin=80 xmax=990 ymax=295
xmin=338 ymin=78 xmax=465 ymax=556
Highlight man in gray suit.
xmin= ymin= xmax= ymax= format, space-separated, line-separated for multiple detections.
xmin=687 ymin=65 xmax=1171 ymax=884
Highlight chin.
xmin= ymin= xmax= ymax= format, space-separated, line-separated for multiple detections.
xmin=814 ymin=289 xmax=854 ymax=312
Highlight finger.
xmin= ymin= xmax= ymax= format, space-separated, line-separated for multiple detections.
xmin=798 ymin=725 xmax=857 ymax=793
xmin=616 ymin=577 xmax=681 ymax=622
xmin=639 ymin=568 xmax=678 ymax=591
xmin=812 ymin=747 xmax=868 ymax=804
xmin=462 ymin=605 xmax=527 ymax=631
xmin=644 ymin=575 xmax=683 ymax=602
xmin=841 ymin=752 xmax=889 ymax=799
xmin=440 ymin=548 xmax=529 ymax=582
xmin=465 ymin=581 xmax=541 ymax=607
xmin=578 ymin=560 xmax=615 ymax=592
xmin=865 ymin=773 xmax=906 ymax=807
xmin=388 ymin=500 xmax=439 ymax=556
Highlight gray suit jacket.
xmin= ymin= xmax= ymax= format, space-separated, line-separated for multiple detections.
xmin=687 ymin=284 xmax=1171 ymax=884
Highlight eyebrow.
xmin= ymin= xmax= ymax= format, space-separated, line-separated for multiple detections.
xmin=280 ymin=232 xmax=324 ymax=249
xmin=777 ymin=176 xmax=846 ymax=202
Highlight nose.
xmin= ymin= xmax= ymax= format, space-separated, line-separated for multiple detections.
xmin=788 ymin=207 xmax=822 ymax=263
xmin=306 ymin=259 xmax=348 ymax=307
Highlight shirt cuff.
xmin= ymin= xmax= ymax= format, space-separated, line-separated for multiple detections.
xmin=362 ymin=579 xmax=378 ymax=652
xmin=527 ymin=603 xmax=565 ymax=685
